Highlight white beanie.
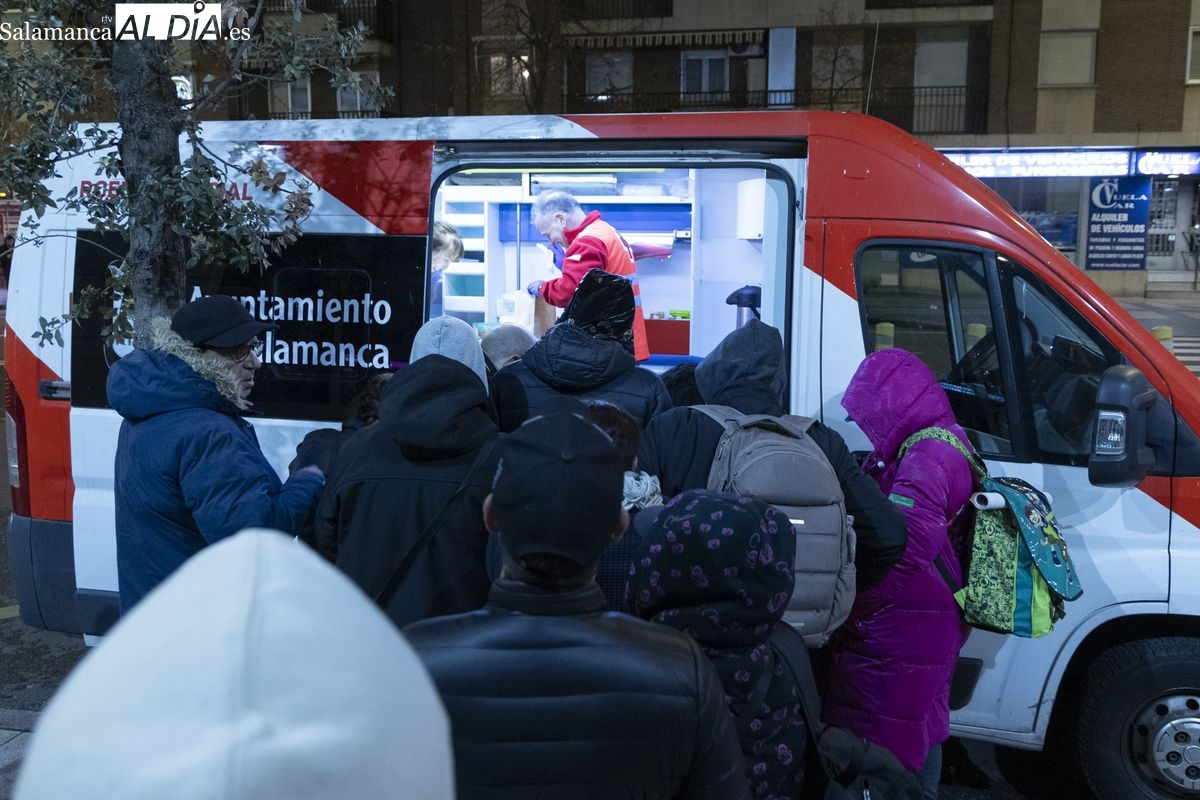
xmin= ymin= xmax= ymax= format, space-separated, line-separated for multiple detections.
xmin=15 ymin=530 xmax=455 ymax=800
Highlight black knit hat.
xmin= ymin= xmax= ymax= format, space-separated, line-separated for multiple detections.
xmin=171 ymin=295 xmax=275 ymax=348
xmin=556 ymin=269 xmax=635 ymax=352
xmin=492 ymin=411 xmax=625 ymax=569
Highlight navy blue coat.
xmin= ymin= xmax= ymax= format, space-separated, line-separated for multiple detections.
xmin=108 ymin=335 xmax=322 ymax=612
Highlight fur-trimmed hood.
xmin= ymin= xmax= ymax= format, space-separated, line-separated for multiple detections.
xmin=107 ymin=317 xmax=249 ymax=422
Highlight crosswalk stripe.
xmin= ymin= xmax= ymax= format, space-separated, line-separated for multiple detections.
xmin=1170 ymin=337 xmax=1200 ymax=376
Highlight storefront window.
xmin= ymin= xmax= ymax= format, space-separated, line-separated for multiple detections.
xmin=982 ymin=177 xmax=1082 ymax=254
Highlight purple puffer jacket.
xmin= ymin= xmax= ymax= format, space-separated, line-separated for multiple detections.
xmin=824 ymin=348 xmax=973 ymax=771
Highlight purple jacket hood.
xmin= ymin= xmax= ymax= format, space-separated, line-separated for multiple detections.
xmin=841 ymin=348 xmax=958 ymax=461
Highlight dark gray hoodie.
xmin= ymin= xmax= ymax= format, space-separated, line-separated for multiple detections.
xmin=639 ymin=320 xmax=908 ymax=590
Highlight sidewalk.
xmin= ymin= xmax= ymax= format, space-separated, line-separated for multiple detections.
xmin=1115 ymin=295 xmax=1200 ymax=339
xmin=0 ymin=710 xmax=35 ymax=798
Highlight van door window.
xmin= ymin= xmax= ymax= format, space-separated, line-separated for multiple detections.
xmin=858 ymin=243 xmax=1121 ymax=464
xmin=1004 ymin=261 xmax=1120 ymax=464
xmin=858 ymin=244 xmax=1012 ymax=455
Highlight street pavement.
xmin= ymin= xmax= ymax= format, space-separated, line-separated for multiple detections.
xmin=1117 ymin=295 xmax=1200 ymax=372
xmin=0 ymin=295 xmax=1195 ymax=798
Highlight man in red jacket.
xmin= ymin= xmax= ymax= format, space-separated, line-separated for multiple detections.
xmin=526 ymin=190 xmax=649 ymax=361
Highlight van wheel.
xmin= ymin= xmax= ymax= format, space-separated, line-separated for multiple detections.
xmin=1078 ymin=638 xmax=1200 ymax=799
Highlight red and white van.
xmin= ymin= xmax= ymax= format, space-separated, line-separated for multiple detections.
xmin=7 ymin=111 xmax=1198 ymax=800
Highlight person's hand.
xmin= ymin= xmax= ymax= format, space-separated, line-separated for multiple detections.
xmin=526 ymin=280 xmax=544 ymax=297
xmin=289 ymin=428 xmax=343 ymax=475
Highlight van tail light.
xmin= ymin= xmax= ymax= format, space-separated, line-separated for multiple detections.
xmin=5 ymin=375 xmax=31 ymax=517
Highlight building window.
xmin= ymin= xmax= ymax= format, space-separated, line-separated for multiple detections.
xmin=484 ymin=54 xmax=529 ymax=97
xmin=812 ymin=33 xmax=863 ymax=110
xmin=269 ymin=79 xmax=311 ymax=119
xmin=1039 ymin=30 xmax=1096 ymax=87
xmin=1188 ymin=27 xmax=1200 ymax=83
xmin=586 ymin=52 xmax=633 ymax=99
xmin=337 ymin=71 xmax=382 ymax=116
xmin=681 ymin=49 xmax=728 ymax=98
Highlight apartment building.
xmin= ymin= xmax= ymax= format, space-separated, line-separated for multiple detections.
xmin=450 ymin=0 xmax=1200 ymax=297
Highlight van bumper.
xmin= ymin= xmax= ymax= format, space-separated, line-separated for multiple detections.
xmin=6 ymin=514 xmax=120 ymax=636
xmin=7 ymin=514 xmax=80 ymax=633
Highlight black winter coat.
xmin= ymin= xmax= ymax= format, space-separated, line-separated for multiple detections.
xmin=404 ymin=578 xmax=752 ymax=800
xmin=490 ymin=324 xmax=671 ymax=431
xmin=313 ymin=355 xmax=498 ymax=628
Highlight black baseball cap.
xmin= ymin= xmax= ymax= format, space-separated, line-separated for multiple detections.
xmin=171 ymin=295 xmax=276 ymax=348
xmin=491 ymin=411 xmax=625 ymax=570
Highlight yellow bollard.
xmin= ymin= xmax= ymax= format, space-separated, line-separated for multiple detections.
xmin=875 ymin=322 xmax=895 ymax=351
xmin=1152 ymin=325 xmax=1174 ymax=352
xmin=966 ymin=322 xmax=988 ymax=350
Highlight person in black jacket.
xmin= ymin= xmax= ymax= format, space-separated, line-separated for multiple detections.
xmin=638 ymin=319 xmax=907 ymax=591
xmin=313 ymin=317 xmax=498 ymax=628
xmin=490 ymin=268 xmax=671 ymax=431
xmin=404 ymin=411 xmax=751 ymax=800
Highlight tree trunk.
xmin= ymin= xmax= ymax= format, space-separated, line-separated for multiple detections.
xmin=111 ymin=38 xmax=187 ymax=340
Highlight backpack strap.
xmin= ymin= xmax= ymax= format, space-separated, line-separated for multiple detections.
xmin=768 ymin=623 xmax=829 ymax=740
xmin=898 ymin=426 xmax=988 ymax=481
xmin=896 ymin=426 xmax=983 ymax=604
xmin=692 ymin=405 xmax=822 ymax=491
xmin=692 ymin=405 xmax=748 ymax=491
xmin=373 ymin=438 xmax=496 ymax=611
xmin=692 ymin=404 xmax=818 ymax=439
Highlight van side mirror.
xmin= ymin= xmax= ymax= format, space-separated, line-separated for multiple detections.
xmin=1089 ymin=365 xmax=1157 ymax=488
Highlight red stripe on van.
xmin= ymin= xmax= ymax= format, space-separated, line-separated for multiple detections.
xmin=4 ymin=324 xmax=73 ymax=521
xmin=272 ymin=140 xmax=434 ymax=235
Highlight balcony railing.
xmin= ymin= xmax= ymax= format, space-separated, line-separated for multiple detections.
xmin=864 ymin=86 xmax=989 ymax=135
xmin=565 ymin=90 xmax=799 ymax=114
xmin=563 ymin=85 xmax=988 ymax=135
xmin=262 ymin=0 xmax=394 ymax=40
xmin=866 ymin=0 xmax=990 ymax=7
xmin=267 ymin=110 xmax=384 ymax=119
xmin=564 ymin=0 xmax=672 ymax=20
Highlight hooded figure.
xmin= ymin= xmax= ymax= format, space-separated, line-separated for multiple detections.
xmin=638 ymin=320 xmax=907 ymax=591
xmin=411 ymin=315 xmax=490 ymax=393
xmin=14 ymin=529 xmax=454 ymax=800
xmin=107 ymin=300 xmax=324 ymax=614
xmin=628 ymin=490 xmax=807 ymax=799
xmin=490 ymin=269 xmax=671 ymax=432
xmin=313 ymin=316 xmax=499 ymax=628
xmin=824 ymin=348 xmax=974 ymax=784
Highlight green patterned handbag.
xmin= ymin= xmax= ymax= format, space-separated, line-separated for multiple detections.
xmin=898 ymin=427 xmax=1083 ymax=638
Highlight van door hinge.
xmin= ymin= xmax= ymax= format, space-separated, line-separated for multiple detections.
xmin=38 ymin=380 xmax=71 ymax=400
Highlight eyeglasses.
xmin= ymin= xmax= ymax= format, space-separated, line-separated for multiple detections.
xmin=213 ymin=339 xmax=264 ymax=365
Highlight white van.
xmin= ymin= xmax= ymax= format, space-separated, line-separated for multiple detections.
xmin=6 ymin=112 xmax=1198 ymax=800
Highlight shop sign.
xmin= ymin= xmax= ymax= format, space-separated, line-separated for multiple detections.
xmin=944 ymin=150 xmax=1129 ymax=178
xmin=1134 ymin=151 xmax=1200 ymax=176
xmin=1084 ymin=176 xmax=1150 ymax=270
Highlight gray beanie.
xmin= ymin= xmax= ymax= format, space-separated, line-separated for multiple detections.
xmin=410 ymin=317 xmax=489 ymax=394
